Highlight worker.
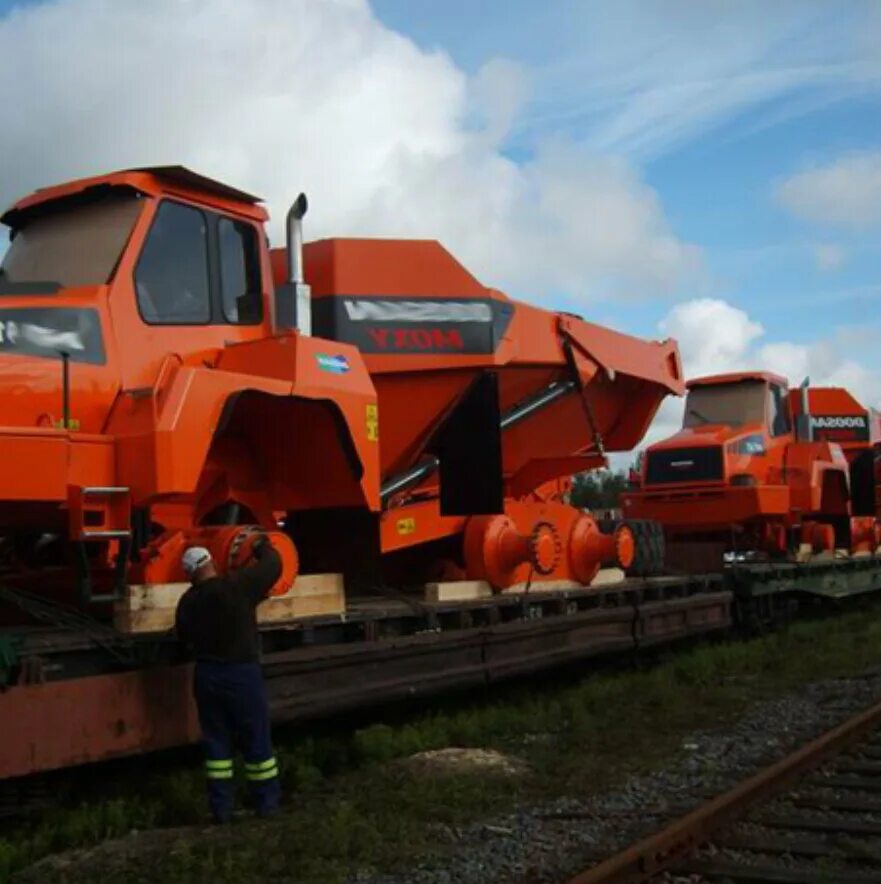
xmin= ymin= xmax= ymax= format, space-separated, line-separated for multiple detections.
xmin=175 ymin=536 xmax=283 ymax=823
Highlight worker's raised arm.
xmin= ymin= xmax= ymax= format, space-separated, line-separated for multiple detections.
xmin=232 ymin=538 xmax=283 ymax=605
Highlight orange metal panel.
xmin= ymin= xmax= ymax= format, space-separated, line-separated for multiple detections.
xmin=380 ymin=499 xmax=467 ymax=553
xmin=302 ymin=239 xmax=488 ymax=299
xmin=0 ymin=432 xmax=114 ymax=500
xmin=624 ymin=485 xmax=791 ymax=529
xmin=6 ymin=168 xmax=267 ymax=223
xmin=0 ymin=666 xmax=199 ymax=779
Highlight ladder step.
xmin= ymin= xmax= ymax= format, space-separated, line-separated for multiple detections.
xmin=80 ymin=530 xmax=132 ymax=540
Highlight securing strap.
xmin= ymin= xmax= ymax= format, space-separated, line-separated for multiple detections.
xmin=245 ymin=757 xmax=279 ymax=781
xmin=205 ymin=758 xmax=234 ymax=780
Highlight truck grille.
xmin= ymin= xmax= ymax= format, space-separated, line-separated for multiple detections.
xmin=645 ymin=446 xmax=723 ymax=485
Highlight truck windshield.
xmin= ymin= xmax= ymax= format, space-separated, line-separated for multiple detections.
xmin=683 ymin=380 xmax=767 ymax=428
xmin=0 ymin=190 xmax=143 ymax=294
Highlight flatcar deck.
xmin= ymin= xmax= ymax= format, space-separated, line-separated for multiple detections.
xmin=3 ymin=556 xmax=881 ymax=780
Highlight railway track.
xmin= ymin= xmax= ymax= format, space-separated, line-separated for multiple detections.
xmin=571 ymin=698 xmax=881 ymax=883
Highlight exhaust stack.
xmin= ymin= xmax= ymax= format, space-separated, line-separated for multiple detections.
xmin=797 ymin=376 xmax=813 ymax=442
xmin=280 ymin=193 xmax=312 ymax=336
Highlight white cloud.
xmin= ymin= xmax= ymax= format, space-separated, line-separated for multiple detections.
xmin=776 ymin=151 xmax=881 ymax=228
xmin=659 ymin=298 xmax=764 ymax=378
xmin=0 ymin=0 xmax=699 ymax=304
xmin=660 ymin=298 xmax=881 ymax=412
xmin=814 ymin=243 xmax=846 ymax=270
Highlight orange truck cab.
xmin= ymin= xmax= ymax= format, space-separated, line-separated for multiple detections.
xmin=0 ymin=165 xmax=684 ymax=605
xmin=623 ymin=371 xmax=881 ymax=565
xmin=0 ymin=167 xmax=379 ymax=600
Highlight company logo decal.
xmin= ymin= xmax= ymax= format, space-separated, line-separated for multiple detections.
xmin=315 ymin=353 xmax=351 ymax=374
xmin=343 ymin=300 xmax=492 ymax=323
xmin=365 ymin=328 xmax=465 ymax=350
xmin=0 ymin=307 xmax=105 ymax=365
xmin=313 ymin=296 xmax=513 ymax=355
xmin=810 ymin=415 xmax=867 ymax=430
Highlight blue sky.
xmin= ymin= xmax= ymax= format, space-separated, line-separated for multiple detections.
xmin=372 ymin=0 xmax=881 ymax=348
xmin=0 ymin=0 xmax=879 ymax=406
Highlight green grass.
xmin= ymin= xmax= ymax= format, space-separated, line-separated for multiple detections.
xmin=6 ymin=603 xmax=881 ymax=882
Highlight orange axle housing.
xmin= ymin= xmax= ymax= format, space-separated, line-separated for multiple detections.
xmin=463 ymin=501 xmax=635 ymax=589
xmin=132 ymin=526 xmax=298 ymax=597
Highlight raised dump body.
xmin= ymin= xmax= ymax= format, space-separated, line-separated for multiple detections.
xmin=273 ymin=239 xmax=683 ymax=586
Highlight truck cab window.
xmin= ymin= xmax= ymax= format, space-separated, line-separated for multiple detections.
xmin=218 ymin=218 xmax=262 ymax=324
xmin=0 ymin=190 xmax=142 ymax=294
xmin=769 ymin=383 xmax=792 ymax=437
xmin=135 ymin=201 xmax=210 ymax=324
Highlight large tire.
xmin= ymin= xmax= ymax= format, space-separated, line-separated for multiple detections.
xmin=650 ymin=521 xmax=666 ymax=574
xmin=594 ymin=517 xmax=665 ymax=576
xmin=622 ymin=519 xmax=665 ymax=577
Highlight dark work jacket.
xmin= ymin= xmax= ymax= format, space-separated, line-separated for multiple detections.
xmin=175 ymin=547 xmax=282 ymax=664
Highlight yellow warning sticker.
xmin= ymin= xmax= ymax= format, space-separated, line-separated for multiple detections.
xmin=396 ymin=517 xmax=416 ymax=535
xmin=366 ymin=403 xmax=379 ymax=442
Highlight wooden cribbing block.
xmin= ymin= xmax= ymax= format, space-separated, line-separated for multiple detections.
xmin=502 ymin=579 xmax=581 ymax=595
xmin=123 ymin=583 xmax=190 ymax=611
xmin=258 ymin=573 xmax=344 ymax=621
xmin=114 ymin=607 xmax=179 ymax=634
xmin=592 ymin=567 xmax=625 ymax=586
xmin=502 ymin=568 xmax=625 ymax=595
xmin=114 ymin=573 xmax=345 ymax=634
xmin=794 ymin=543 xmax=813 ymax=563
xmin=424 ymin=580 xmax=492 ymax=603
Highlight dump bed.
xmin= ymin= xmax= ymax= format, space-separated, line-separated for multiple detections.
xmin=272 ymin=239 xmax=684 ymax=500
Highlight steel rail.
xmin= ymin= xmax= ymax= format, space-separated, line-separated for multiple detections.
xmin=569 ymin=696 xmax=881 ymax=884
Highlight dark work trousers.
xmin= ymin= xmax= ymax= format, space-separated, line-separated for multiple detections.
xmin=193 ymin=660 xmax=281 ymax=822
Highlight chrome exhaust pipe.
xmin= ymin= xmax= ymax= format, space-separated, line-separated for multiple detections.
xmin=798 ymin=376 xmax=812 ymax=442
xmin=285 ymin=193 xmax=311 ymax=336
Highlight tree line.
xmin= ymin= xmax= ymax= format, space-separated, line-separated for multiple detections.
xmin=569 ymin=469 xmax=632 ymax=510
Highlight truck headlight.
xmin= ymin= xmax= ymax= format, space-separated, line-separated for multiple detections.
xmin=728 ymin=434 xmax=765 ymax=456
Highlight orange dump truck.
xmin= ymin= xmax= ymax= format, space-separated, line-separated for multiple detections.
xmin=0 ymin=165 xmax=683 ymax=611
xmin=623 ymin=371 xmax=881 ymax=567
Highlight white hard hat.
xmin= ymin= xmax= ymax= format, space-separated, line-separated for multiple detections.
xmin=182 ymin=546 xmax=213 ymax=576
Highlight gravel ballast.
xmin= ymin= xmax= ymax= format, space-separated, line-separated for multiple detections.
xmin=359 ymin=668 xmax=881 ymax=884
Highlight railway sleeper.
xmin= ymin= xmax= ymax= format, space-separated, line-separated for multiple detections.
xmin=714 ymin=829 xmax=881 ymax=862
xmin=751 ymin=812 xmax=881 ymax=838
xmin=672 ymin=857 xmax=881 ymax=884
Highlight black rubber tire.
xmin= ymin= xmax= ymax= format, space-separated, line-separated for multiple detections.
xmin=628 ymin=519 xmax=650 ymax=577
xmin=593 ymin=517 xmax=665 ymax=576
xmin=622 ymin=519 xmax=666 ymax=577
xmin=651 ymin=522 xmax=666 ymax=574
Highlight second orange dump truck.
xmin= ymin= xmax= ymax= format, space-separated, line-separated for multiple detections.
xmin=624 ymin=371 xmax=881 ymax=568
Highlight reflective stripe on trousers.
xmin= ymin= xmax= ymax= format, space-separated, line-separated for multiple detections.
xmin=245 ymin=757 xmax=279 ymax=781
xmin=204 ymin=758 xmax=234 ymax=779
